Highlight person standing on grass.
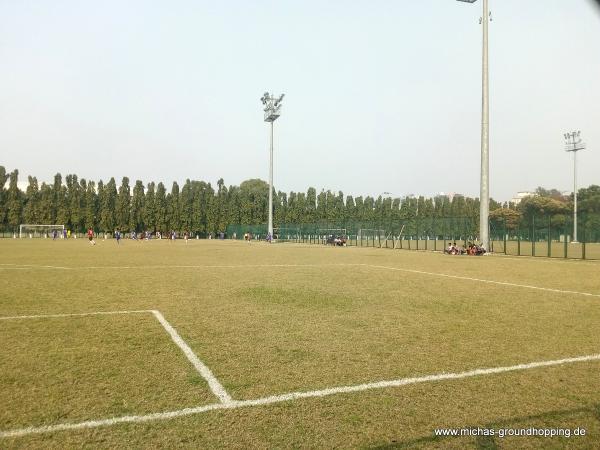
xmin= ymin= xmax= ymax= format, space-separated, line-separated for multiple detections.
xmin=52 ymin=229 xmax=57 ymax=240
xmin=115 ymin=229 xmax=121 ymax=244
xmin=87 ymin=228 xmax=96 ymax=246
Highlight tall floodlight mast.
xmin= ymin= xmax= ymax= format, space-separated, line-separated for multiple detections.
xmin=457 ymin=0 xmax=490 ymax=251
xmin=564 ymin=131 xmax=586 ymax=243
xmin=261 ymin=92 xmax=285 ymax=241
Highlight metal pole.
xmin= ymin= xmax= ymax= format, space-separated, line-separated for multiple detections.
xmin=573 ymin=150 xmax=578 ymax=243
xmin=268 ymin=120 xmax=274 ymax=239
xmin=480 ymin=0 xmax=490 ymax=251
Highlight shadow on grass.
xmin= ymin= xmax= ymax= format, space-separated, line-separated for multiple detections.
xmin=368 ymin=403 xmax=600 ymax=449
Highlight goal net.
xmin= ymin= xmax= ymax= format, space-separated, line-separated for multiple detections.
xmin=19 ymin=224 xmax=65 ymax=239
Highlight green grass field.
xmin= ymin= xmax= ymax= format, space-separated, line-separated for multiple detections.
xmin=1 ymin=239 xmax=600 ymax=448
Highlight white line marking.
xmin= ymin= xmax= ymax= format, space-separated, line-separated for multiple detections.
xmin=0 ymin=263 xmax=360 ymax=270
xmin=0 ymin=309 xmax=232 ymax=404
xmin=150 ymin=310 xmax=232 ymax=404
xmin=0 ymin=310 xmax=152 ymax=321
xmin=367 ymin=264 xmax=600 ymax=298
xmin=2 ymin=352 xmax=599 ymax=438
xmin=241 ymin=353 xmax=600 ymax=406
xmin=0 ymin=263 xmax=72 ymax=270
xmin=4 ymin=261 xmax=597 ymax=298
xmin=82 ymin=263 xmax=361 ymax=270
xmin=0 ymin=404 xmax=227 ymax=439
xmin=489 ymin=254 xmax=600 ymax=264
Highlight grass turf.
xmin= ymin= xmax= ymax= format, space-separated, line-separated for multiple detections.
xmin=1 ymin=238 xmax=599 ymax=448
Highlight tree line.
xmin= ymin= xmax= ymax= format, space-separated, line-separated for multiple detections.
xmin=0 ymin=166 xmax=598 ymax=235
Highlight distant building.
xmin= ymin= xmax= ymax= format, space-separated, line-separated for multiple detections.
xmin=510 ymin=191 xmax=536 ymax=205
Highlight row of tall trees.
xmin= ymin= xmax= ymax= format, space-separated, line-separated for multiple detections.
xmin=1 ymin=166 xmax=598 ymax=234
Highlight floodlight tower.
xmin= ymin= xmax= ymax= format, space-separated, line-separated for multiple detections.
xmin=261 ymin=92 xmax=285 ymax=240
xmin=564 ymin=131 xmax=586 ymax=243
xmin=457 ymin=0 xmax=490 ymax=251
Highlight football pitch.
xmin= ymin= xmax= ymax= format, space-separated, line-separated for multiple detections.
xmin=1 ymin=239 xmax=599 ymax=448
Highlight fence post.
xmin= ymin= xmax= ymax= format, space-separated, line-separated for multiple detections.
xmin=443 ymin=218 xmax=446 ymax=253
xmin=503 ymin=218 xmax=507 ymax=255
xmin=547 ymin=215 xmax=552 ymax=258
xmin=416 ymin=219 xmax=419 ymax=250
xmin=532 ymin=215 xmax=536 ymax=257
xmin=433 ymin=217 xmax=437 ymax=251
xmin=582 ymin=220 xmax=586 ymax=260
xmin=564 ymin=223 xmax=568 ymax=258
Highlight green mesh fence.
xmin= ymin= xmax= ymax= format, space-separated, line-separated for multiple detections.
xmin=227 ymin=213 xmax=600 ymax=260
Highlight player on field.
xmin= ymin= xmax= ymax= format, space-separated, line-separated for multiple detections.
xmin=87 ymin=228 xmax=96 ymax=245
xmin=115 ymin=229 xmax=121 ymax=244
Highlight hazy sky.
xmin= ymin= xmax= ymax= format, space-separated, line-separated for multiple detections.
xmin=1 ymin=0 xmax=599 ymax=201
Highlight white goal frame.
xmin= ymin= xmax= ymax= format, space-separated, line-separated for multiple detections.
xmin=358 ymin=228 xmax=386 ymax=239
xmin=19 ymin=224 xmax=65 ymax=239
xmin=316 ymin=228 xmax=347 ymax=237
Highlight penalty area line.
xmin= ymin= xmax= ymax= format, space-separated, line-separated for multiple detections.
xmin=0 ymin=309 xmax=232 ymax=404
xmin=150 ymin=310 xmax=232 ymax=404
xmin=80 ymin=263 xmax=361 ymax=270
xmin=0 ymin=310 xmax=153 ymax=321
xmin=0 ymin=263 xmax=363 ymax=270
xmin=367 ymin=264 xmax=600 ymax=298
xmin=0 ymin=263 xmax=72 ymax=270
xmin=2 ymin=352 xmax=600 ymax=439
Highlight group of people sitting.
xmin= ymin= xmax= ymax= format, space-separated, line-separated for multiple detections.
xmin=445 ymin=242 xmax=486 ymax=256
xmin=326 ymin=235 xmax=347 ymax=246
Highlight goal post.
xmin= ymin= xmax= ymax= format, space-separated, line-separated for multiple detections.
xmin=393 ymin=224 xmax=406 ymax=249
xmin=19 ymin=224 xmax=65 ymax=239
xmin=358 ymin=228 xmax=386 ymax=247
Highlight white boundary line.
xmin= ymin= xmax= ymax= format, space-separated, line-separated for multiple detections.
xmin=0 ymin=310 xmax=151 ymax=321
xmin=0 ymin=263 xmax=72 ymax=270
xmin=489 ymin=253 xmax=600 ymax=264
xmin=0 ymin=263 xmax=360 ymax=270
xmin=366 ymin=264 xmax=600 ymax=298
xmin=1 ymin=352 xmax=599 ymax=439
xmin=150 ymin=310 xmax=232 ymax=404
xmin=81 ymin=263 xmax=361 ymax=270
xmin=3 ymin=261 xmax=599 ymax=297
xmin=0 ymin=310 xmax=231 ymax=404
xmin=2 ymin=261 xmax=599 ymax=297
